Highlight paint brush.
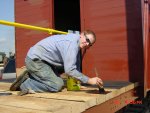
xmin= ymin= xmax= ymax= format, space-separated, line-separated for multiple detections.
xmin=94 ymin=68 xmax=105 ymax=93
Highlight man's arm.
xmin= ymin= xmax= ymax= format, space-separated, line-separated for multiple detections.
xmin=62 ymin=38 xmax=103 ymax=85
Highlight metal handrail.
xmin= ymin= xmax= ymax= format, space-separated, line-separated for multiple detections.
xmin=0 ymin=20 xmax=68 ymax=34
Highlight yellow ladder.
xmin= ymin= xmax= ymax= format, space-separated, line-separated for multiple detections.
xmin=0 ymin=20 xmax=68 ymax=34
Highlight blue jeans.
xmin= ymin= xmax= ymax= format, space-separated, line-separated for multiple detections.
xmin=20 ymin=57 xmax=64 ymax=92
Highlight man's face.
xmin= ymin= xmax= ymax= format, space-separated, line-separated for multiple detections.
xmin=79 ymin=33 xmax=95 ymax=49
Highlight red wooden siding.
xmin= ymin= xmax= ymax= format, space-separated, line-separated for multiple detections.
xmin=15 ymin=0 xmax=145 ymax=87
xmin=142 ymin=0 xmax=149 ymax=92
xmin=15 ymin=0 xmax=53 ymax=68
xmin=147 ymin=1 xmax=150 ymax=89
xmin=148 ymin=37 xmax=150 ymax=89
xmin=80 ymin=0 xmax=144 ymax=82
xmin=148 ymin=36 xmax=150 ymax=89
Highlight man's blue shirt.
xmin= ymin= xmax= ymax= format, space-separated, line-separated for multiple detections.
xmin=27 ymin=33 xmax=89 ymax=83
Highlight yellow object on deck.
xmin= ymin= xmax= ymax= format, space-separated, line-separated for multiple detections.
xmin=0 ymin=20 xmax=68 ymax=35
xmin=67 ymin=76 xmax=81 ymax=91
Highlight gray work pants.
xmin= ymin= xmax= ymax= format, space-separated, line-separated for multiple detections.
xmin=20 ymin=57 xmax=64 ymax=92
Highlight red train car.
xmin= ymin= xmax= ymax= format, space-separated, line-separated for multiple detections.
xmin=15 ymin=0 xmax=150 ymax=112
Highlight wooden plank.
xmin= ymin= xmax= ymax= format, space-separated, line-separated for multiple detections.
xmin=26 ymin=93 xmax=97 ymax=109
xmin=0 ymin=95 xmax=86 ymax=113
xmin=83 ymin=89 xmax=138 ymax=113
xmin=0 ymin=104 xmax=52 ymax=113
xmin=105 ymin=88 xmax=125 ymax=101
xmin=0 ymin=81 xmax=139 ymax=113
xmin=22 ymin=82 xmax=138 ymax=106
xmin=0 ymin=82 xmax=11 ymax=90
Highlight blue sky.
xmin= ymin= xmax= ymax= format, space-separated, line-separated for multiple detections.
xmin=0 ymin=0 xmax=15 ymax=57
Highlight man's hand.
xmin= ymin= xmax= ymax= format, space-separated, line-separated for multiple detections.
xmin=87 ymin=77 xmax=103 ymax=86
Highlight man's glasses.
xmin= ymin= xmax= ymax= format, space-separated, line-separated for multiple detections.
xmin=84 ymin=33 xmax=92 ymax=46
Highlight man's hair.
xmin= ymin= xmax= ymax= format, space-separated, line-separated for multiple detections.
xmin=83 ymin=30 xmax=96 ymax=44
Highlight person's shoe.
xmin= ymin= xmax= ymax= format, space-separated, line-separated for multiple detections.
xmin=10 ymin=70 xmax=29 ymax=91
xmin=18 ymin=89 xmax=36 ymax=96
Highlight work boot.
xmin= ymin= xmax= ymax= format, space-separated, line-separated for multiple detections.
xmin=10 ymin=70 xmax=29 ymax=91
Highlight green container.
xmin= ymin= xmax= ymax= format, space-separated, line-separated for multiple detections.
xmin=67 ymin=77 xmax=80 ymax=91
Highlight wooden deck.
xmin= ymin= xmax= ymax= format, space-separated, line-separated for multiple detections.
xmin=0 ymin=80 xmax=138 ymax=113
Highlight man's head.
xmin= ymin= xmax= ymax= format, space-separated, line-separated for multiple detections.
xmin=79 ymin=30 xmax=96 ymax=49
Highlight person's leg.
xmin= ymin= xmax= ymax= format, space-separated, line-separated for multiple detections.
xmin=20 ymin=57 xmax=64 ymax=93
xmin=10 ymin=69 xmax=29 ymax=91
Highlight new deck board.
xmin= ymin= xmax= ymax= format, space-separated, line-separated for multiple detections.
xmin=0 ymin=81 xmax=138 ymax=113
